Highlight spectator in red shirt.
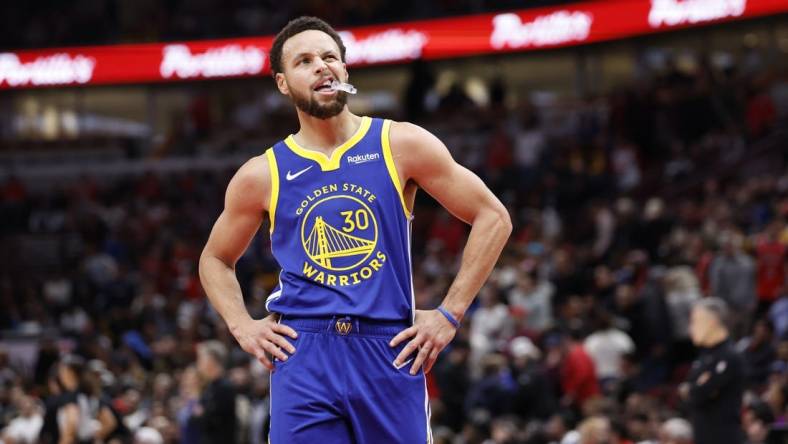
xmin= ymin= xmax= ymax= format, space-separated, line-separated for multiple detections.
xmin=756 ymin=223 xmax=787 ymax=311
xmin=746 ymin=86 xmax=776 ymax=139
xmin=547 ymin=330 xmax=601 ymax=411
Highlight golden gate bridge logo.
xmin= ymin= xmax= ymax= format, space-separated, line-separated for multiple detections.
xmin=300 ymin=195 xmax=378 ymax=271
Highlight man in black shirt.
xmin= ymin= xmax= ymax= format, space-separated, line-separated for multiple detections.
xmin=680 ymin=297 xmax=745 ymax=444
xmin=191 ymin=341 xmax=237 ymax=444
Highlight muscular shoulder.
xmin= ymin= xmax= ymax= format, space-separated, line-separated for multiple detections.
xmin=388 ymin=120 xmax=441 ymax=153
xmin=388 ymin=120 xmax=453 ymax=181
xmin=225 ymin=153 xmax=272 ymax=213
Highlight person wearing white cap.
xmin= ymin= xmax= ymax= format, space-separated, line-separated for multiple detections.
xmin=133 ymin=426 xmax=163 ymax=444
xmin=659 ymin=418 xmax=693 ymax=444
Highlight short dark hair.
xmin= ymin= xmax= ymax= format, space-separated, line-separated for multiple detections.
xmin=269 ymin=16 xmax=346 ymax=76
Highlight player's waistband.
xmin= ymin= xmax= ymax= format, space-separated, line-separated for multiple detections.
xmin=279 ymin=315 xmax=410 ymax=338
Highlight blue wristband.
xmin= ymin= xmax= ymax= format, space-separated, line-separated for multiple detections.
xmin=437 ymin=305 xmax=461 ymax=329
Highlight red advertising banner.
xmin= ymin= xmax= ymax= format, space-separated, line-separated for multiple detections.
xmin=1 ymin=0 xmax=785 ymax=89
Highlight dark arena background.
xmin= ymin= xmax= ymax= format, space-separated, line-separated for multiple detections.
xmin=1 ymin=1 xmax=788 ymax=443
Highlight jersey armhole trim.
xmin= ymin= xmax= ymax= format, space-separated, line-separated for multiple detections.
xmin=265 ymin=148 xmax=279 ymax=234
xmin=381 ymin=119 xmax=411 ymax=219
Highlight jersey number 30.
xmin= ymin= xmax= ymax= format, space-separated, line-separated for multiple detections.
xmin=340 ymin=210 xmax=370 ymax=233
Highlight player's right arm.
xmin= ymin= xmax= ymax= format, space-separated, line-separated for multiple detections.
xmin=198 ymin=153 xmax=297 ymax=370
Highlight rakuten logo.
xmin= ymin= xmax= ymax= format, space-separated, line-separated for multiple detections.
xmin=490 ymin=11 xmax=593 ymax=50
xmin=0 ymin=53 xmax=95 ymax=87
xmin=347 ymin=153 xmax=380 ymax=164
xmin=648 ymin=0 xmax=746 ymax=28
xmin=340 ymin=29 xmax=428 ymax=65
xmin=160 ymin=44 xmax=265 ymax=79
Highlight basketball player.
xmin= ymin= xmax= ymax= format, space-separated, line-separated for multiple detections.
xmin=199 ymin=16 xmax=511 ymax=443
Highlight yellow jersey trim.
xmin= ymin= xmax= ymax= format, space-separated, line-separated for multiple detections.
xmin=265 ymin=148 xmax=279 ymax=234
xmin=283 ymin=116 xmax=372 ymax=171
xmin=381 ymin=119 xmax=411 ymax=219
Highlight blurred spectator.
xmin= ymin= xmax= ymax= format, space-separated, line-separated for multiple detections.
xmin=638 ymin=199 xmax=671 ymax=262
xmin=51 ymin=355 xmax=128 ymax=444
xmin=485 ymin=123 xmax=515 ymax=192
xmin=577 ymin=415 xmax=612 ymax=444
xmin=710 ymin=230 xmax=756 ymax=338
xmin=610 ymin=284 xmax=651 ymax=362
xmin=465 ymin=354 xmax=516 ymax=419
xmin=190 ymin=341 xmax=237 ymax=444
xmin=134 ymin=426 xmax=164 ymax=444
xmin=762 ymin=377 xmax=787 ymax=425
xmin=119 ymin=387 xmax=148 ymax=434
xmin=38 ymin=370 xmax=60 ymax=444
xmin=681 ymin=298 xmax=745 ymax=444
xmin=511 ymin=104 xmax=545 ymax=191
xmin=583 ymin=312 xmax=635 ymax=392
xmin=435 ymin=340 xmax=471 ymax=431
xmin=591 ymin=203 xmax=616 ymax=260
xmin=507 ymin=271 xmax=554 ymax=333
xmin=53 ymin=356 xmax=82 ymax=444
xmin=755 ymin=222 xmax=786 ymax=311
xmin=247 ymin=372 xmax=270 ymax=444
xmin=742 ymin=400 xmax=775 ymax=444
xmin=470 ymin=286 xmax=511 ymax=370
xmin=0 ymin=351 xmax=15 ymax=390
xmin=547 ymin=331 xmax=601 ymax=411
xmin=658 ymin=417 xmax=693 ymax=444
xmin=0 ymin=395 xmax=42 ymax=444
xmin=737 ymin=319 xmax=777 ymax=389
xmin=483 ymin=415 xmax=518 ymax=444
xmin=508 ymin=336 xmax=556 ymax=421
xmin=175 ymin=366 xmax=201 ymax=444
xmin=611 ymin=140 xmax=641 ymax=193
xmin=84 ymin=360 xmax=129 ymax=443
xmin=663 ymin=266 xmax=701 ymax=365
xmin=769 ymin=292 xmax=788 ymax=340
xmin=746 ymin=86 xmax=777 ymax=139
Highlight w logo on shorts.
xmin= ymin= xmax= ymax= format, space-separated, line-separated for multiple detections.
xmin=335 ymin=320 xmax=353 ymax=335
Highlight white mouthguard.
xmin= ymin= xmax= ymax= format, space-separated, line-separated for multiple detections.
xmin=330 ymin=80 xmax=357 ymax=94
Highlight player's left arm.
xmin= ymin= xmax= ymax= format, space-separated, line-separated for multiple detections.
xmin=388 ymin=121 xmax=512 ymax=374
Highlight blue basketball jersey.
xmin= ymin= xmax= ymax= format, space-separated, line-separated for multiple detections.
xmin=264 ymin=117 xmax=414 ymax=321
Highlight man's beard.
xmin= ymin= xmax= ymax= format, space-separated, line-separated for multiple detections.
xmin=289 ymin=85 xmax=348 ymax=119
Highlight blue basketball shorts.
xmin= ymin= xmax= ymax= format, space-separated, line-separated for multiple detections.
xmin=268 ymin=315 xmax=433 ymax=444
